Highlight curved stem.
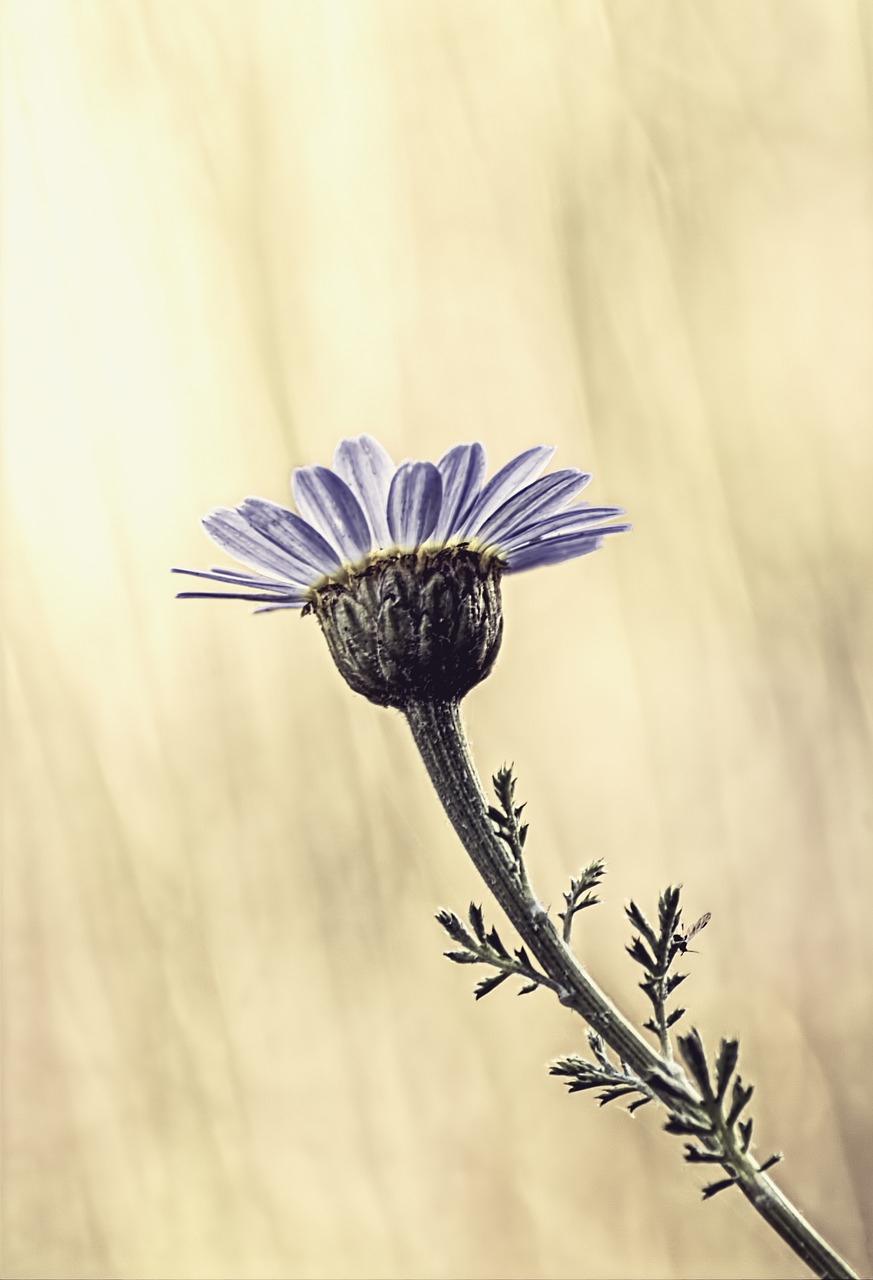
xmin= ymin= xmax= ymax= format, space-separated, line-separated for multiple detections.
xmin=404 ymin=698 xmax=858 ymax=1280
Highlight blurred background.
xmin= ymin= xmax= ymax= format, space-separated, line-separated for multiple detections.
xmin=3 ymin=2 xmax=872 ymax=1277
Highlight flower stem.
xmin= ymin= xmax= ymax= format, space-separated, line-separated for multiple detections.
xmin=403 ymin=697 xmax=858 ymax=1280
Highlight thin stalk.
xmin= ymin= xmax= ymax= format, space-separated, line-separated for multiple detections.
xmin=653 ymin=963 xmax=675 ymax=1065
xmin=651 ymin=984 xmax=674 ymax=1063
xmin=404 ymin=697 xmax=858 ymax=1280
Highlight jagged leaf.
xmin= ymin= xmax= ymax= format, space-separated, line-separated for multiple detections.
xmin=683 ymin=1145 xmax=724 ymax=1164
xmin=597 ymin=1086 xmax=639 ymax=1106
xmin=444 ymin=949 xmax=482 ymax=965
xmin=550 ymin=1055 xmax=611 ymax=1086
xmin=638 ymin=976 xmax=659 ymax=1007
xmin=714 ymin=1039 xmax=739 ymax=1104
xmin=474 ymin=971 xmax=510 ymax=1000
xmin=627 ymin=938 xmax=657 ymax=971
xmin=563 ymin=862 xmax=606 ymax=918
xmin=702 ymin=1176 xmax=738 ymax=1200
xmin=437 ymin=910 xmax=479 ymax=950
xmin=664 ymin=1116 xmax=714 ymax=1139
xmin=468 ymin=902 xmax=486 ymax=943
xmin=678 ymin=1028 xmax=712 ymax=1100
xmin=625 ymin=900 xmax=658 ymax=948
xmin=549 ymin=1057 xmax=582 ymax=1077
xmin=648 ymin=1072 xmax=695 ymax=1105
xmin=658 ymin=886 xmax=682 ymax=937
xmin=492 ymin=766 xmax=516 ymax=815
xmin=486 ymin=925 xmax=510 ymax=958
xmin=726 ymin=1078 xmax=754 ymax=1129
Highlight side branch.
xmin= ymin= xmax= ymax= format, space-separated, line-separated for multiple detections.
xmin=403 ymin=697 xmax=857 ymax=1280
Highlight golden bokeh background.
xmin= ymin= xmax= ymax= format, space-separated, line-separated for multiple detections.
xmin=4 ymin=2 xmax=872 ymax=1277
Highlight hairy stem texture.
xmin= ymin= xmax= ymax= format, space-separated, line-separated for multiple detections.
xmin=404 ymin=698 xmax=857 ymax=1280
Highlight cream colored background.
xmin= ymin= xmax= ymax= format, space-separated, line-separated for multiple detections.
xmin=3 ymin=2 xmax=872 ymax=1277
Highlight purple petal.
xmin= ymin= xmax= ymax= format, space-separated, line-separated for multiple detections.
xmin=434 ymin=443 xmax=487 ymax=541
xmin=175 ymin=587 xmax=308 ymax=603
xmin=387 ymin=461 xmax=443 ymax=548
xmin=456 ymin=445 xmax=556 ymax=537
xmin=499 ymin=505 xmax=628 ymax=553
xmin=239 ymin=497 xmax=343 ymax=577
xmin=201 ymin=508 xmax=333 ymax=581
xmin=291 ymin=466 xmax=373 ymax=564
xmin=504 ymin=525 xmax=629 ymax=573
xmin=208 ymin=565 xmax=305 ymax=584
xmin=172 ymin=566 xmax=305 ymax=592
xmin=332 ymin=435 xmax=395 ymax=548
xmin=475 ymin=469 xmax=591 ymax=546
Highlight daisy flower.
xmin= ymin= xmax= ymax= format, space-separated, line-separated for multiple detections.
xmin=174 ymin=437 xmax=628 ymax=705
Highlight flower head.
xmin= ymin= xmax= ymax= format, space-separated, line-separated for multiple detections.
xmin=175 ymin=437 xmax=629 ymax=706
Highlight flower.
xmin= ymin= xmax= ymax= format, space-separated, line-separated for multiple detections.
xmin=174 ymin=437 xmax=629 ymax=706
xmin=174 ymin=437 xmax=628 ymax=608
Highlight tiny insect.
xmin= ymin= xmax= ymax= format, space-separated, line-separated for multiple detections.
xmin=672 ymin=912 xmax=712 ymax=954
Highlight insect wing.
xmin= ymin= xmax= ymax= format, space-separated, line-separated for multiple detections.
xmin=685 ymin=912 xmax=712 ymax=943
xmin=672 ymin=911 xmax=712 ymax=954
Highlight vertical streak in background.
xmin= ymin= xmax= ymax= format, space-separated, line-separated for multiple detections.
xmin=2 ymin=2 xmax=871 ymax=1277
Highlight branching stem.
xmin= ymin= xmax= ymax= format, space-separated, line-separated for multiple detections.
xmin=404 ymin=697 xmax=857 ymax=1280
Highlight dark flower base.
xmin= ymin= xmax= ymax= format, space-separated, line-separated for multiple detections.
xmin=306 ymin=546 xmax=504 ymax=707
